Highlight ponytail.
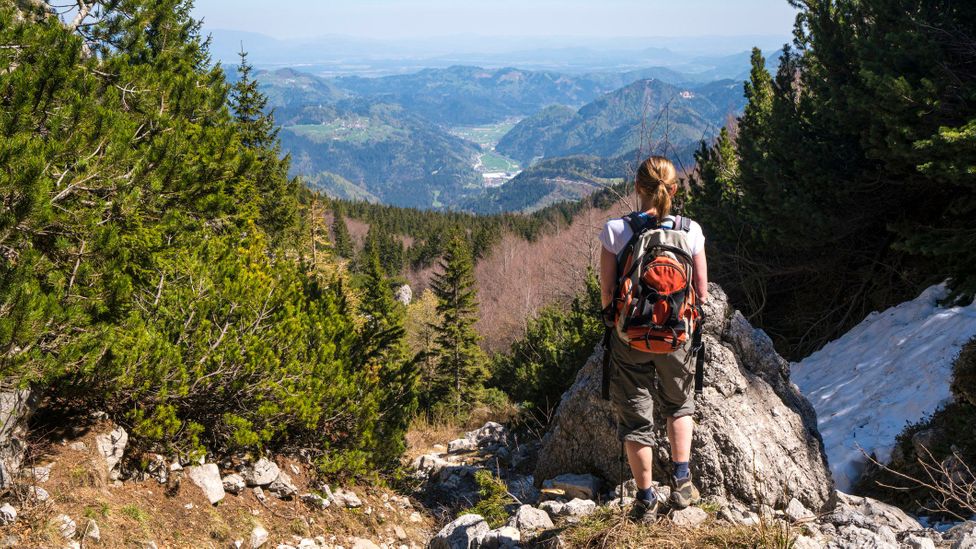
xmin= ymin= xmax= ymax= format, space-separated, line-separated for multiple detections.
xmin=635 ymin=156 xmax=677 ymax=219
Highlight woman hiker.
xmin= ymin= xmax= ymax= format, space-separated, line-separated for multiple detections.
xmin=598 ymin=155 xmax=708 ymax=523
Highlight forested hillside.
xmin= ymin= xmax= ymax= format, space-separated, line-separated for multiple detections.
xmin=464 ymin=155 xmax=630 ymax=214
xmin=278 ymin=99 xmax=483 ymax=208
xmin=332 ymin=66 xmax=610 ymax=126
xmin=253 ymin=63 xmax=749 ymax=212
xmin=496 ymin=78 xmax=745 ymax=167
xmin=689 ymin=0 xmax=976 ymax=358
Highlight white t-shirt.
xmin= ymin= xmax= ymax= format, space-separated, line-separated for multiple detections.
xmin=599 ymin=214 xmax=705 ymax=256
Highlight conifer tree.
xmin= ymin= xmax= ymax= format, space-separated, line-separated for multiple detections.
xmin=230 ymin=49 xmax=298 ymax=244
xmin=356 ymin=243 xmax=417 ymax=467
xmin=429 ymin=234 xmax=487 ymax=413
xmin=331 ymin=205 xmax=354 ymax=259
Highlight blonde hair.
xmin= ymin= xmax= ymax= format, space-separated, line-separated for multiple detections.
xmin=635 ymin=155 xmax=678 ymax=219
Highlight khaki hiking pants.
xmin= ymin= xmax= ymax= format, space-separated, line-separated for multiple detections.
xmin=607 ymin=333 xmax=696 ymax=447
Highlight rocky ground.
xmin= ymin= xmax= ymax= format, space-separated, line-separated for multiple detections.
xmin=412 ymin=420 xmax=975 ymax=548
xmin=1 ymin=282 xmax=974 ymax=548
xmin=0 ymin=413 xmax=435 ymax=548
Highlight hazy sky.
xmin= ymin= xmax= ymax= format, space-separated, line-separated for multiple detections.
xmin=192 ymin=0 xmax=798 ymax=40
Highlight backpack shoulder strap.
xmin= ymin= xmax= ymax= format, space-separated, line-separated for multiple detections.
xmin=673 ymin=215 xmax=692 ymax=232
xmin=621 ymin=212 xmax=656 ymax=236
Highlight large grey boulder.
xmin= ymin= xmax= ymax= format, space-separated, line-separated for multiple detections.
xmin=534 ymin=283 xmax=832 ymax=511
xmin=473 ymin=526 xmax=520 ymax=549
xmin=243 ymin=458 xmax=279 ymax=486
xmin=430 ymin=514 xmax=490 ymax=549
xmin=0 ymin=388 xmax=37 ymax=488
xmin=824 ymin=491 xmax=921 ymax=533
xmin=507 ymin=505 xmax=553 ymax=532
xmin=185 ymin=464 xmax=225 ymax=504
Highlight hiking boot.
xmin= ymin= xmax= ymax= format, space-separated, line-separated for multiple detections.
xmin=670 ymin=475 xmax=701 ymax=509
xmin=627 ymin=497 xmax=660 ymax=524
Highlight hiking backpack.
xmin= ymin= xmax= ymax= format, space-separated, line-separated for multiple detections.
xmin=600 ymin=213 xmax=706 ymax=398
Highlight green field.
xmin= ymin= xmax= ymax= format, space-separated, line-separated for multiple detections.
xmin=286 ymin=117 xmax=396 ymax=144
xmin=479 ymin=151 xmax=520 ymax=173
xmin=449 ymin=119 xmax=521 ymax=148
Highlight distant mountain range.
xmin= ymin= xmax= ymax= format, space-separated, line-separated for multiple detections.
xmin=247 ymin=59 xmax=755 ymax=212
xmin=497 ymin=78 xmax=745 ymax=166
xmin=207 ymin=29 xmax=788 ymax=76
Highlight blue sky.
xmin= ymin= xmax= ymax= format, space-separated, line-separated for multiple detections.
xmin=191 ymin=0 xmax=798 ymax=40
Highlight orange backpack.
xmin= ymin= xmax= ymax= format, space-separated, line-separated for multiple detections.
xmin=600 ymin=213 xmax=706 ymax=399
xmin=613 ymin=213 xmax=700 ymax=353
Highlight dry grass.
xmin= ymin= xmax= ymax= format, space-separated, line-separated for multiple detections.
xmin=546 ymin=507 xmax=798 ymax=549
xmin=1 ymin=423 xmax=435 ymax=548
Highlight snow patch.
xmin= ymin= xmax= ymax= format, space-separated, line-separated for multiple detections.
xmin=792 ymin=284 xmax=976 ymax=491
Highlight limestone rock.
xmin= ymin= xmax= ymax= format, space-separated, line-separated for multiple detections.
xmin=0 ymin=503 xmax=15 ymax=525
xmin=785 ymin=498 xmax=815 ymax=522
xmin=146 ymin=454 xmax=167 ymax=483
xmin=395 ymin=285 xmax=412 ymax=306
xmin=534 ymin=283 xmax=832 ymax=511
xmin=448 ymin=438 xmax=476 ymax=453
xmin=22 ymin=465 xmax=50 ymax=483
xmin=506 ymin=475 xmax=539 ymax=504
xmin=954 ymin=534 xmax=976 ymax=549
xmin=350 ymin=538 xmax=380 ymax=549
xmin=268 ymin=471 xmax=297 ymax=499
xmin=222 ymin=473 xmax=246 ymax=495
xmin=430 ymin=514 xmax=489 ymax=549
xmin=300 ymin=492 xmax=329 ymax=510
xmin=827 ymin=524 xmax=898 ymax=549
xmin=55 ymin=514 xmax=77 ymax=539
xmin=83 ymin=519 xmax=100 ymax=542
xmin=507 ymin=505 xmax=553 ymax=532
xmin=467 ymin=422 xmax=508 ymax=448
xmin=473 ymin=526 xmax=520 ymax=549
xmin=244 ymin=458 xmax=280 ymax=486
xmin=825 ymin=491 xmax=921 ymax=533
xmin=904 ymin=534 xmax=936 ymax=549
xmin=94 ymin=425 xmax=128 ymax=479
xmin=541 ymin=474 xmax=601 ymax=500
xmin=331 ymin=488 xmax=362 ymax=508
xmin=28 ymin=486 xmax=49 ymax=502
xmin=0 ymin=388 xmax=37 ymax=490
xmin=186 ymin=464 xmax=225 ymax=504
xmin=561 ymin=498 xmax=596 ymax=521
xmin=250 ymin=525 xmax=269 ymax=548
xmin=412 ymin=454 xmax=453 ymax=475
xmin=792 ymin=536 xmax=822 ymax=549
xmin=671 ymin=506 xmax=708 ymax=528
xmin=538 ymin=500 xmax=564 ymax=519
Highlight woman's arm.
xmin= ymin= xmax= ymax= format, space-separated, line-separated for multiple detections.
xmin=693 ymin=250 xmax=708 ymax=303
xmin=600 ymin=247 xmax=617 ymax=310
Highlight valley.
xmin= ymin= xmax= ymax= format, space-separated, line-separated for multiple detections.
xmin=254 ymin=63 xmax=749 ymax=211
xmin=449 ymin=119 xmax=523 ymax=187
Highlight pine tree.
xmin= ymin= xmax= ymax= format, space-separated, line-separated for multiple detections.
xmin=429 ymin=234 xmax=487 ymax=414
xmin=331 ymin=205 xmax=354 ymax=259
xmin=355 ymin=243 xmax=417 ymax=468
xmin=230 ymin=49 xmax=299 ymax=244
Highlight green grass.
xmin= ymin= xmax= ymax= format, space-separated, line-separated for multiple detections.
xmin=84 ymin=503 xmax=110 ymax=519
xmin=479 ymin=151 xmax=520 ymax=173
xmin=286 ymin=118 xmax=397 ymax=144
xmin=120 ymin=504 xmax=148 ymax=522
xmin=449 ymin=119 xmax=520 ymax=148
